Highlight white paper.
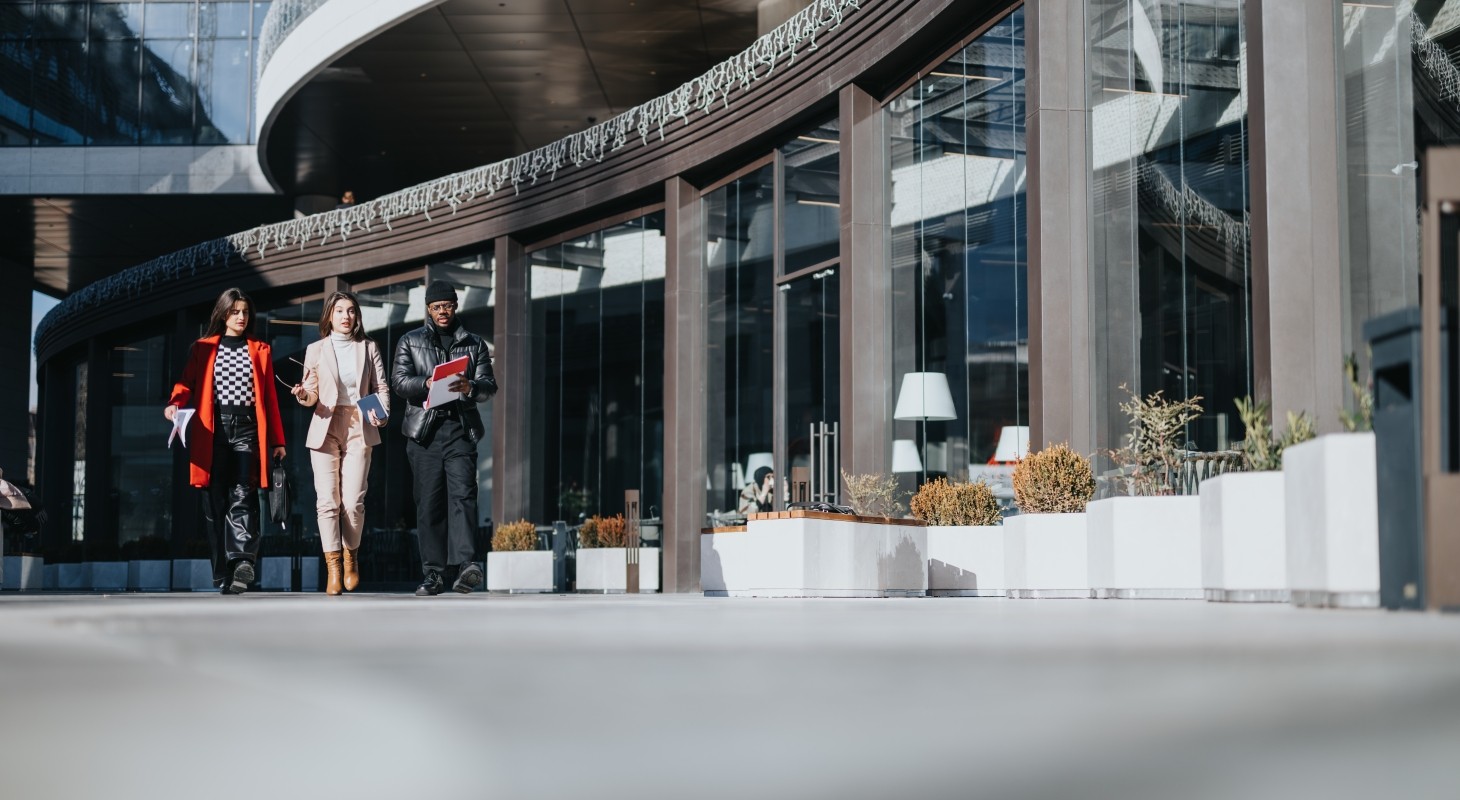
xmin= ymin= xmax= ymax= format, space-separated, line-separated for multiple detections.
xmin=424 ymin=355 xmax=469 ymax=410
xmin=168 ymin=408 xmax=195 ymax=448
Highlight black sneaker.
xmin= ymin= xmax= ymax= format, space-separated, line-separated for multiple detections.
xmin=453 ymin=562 xmax=484 ymax=594
xmin=415 ymin=570 xmax=444 ymax=596
xmin=227 ymin=560 xmax=255 ymax=595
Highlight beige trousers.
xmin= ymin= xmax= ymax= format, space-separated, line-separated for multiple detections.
xmin=310 ymin=406 xmax=372 ymax=552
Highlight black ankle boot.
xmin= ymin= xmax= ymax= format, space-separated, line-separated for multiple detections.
xmin=415 ymin=570 xmax=444 ymax=596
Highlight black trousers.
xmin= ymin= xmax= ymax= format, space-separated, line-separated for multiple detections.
xmin=201 ymin=410 xmax=261 ymax=585
xmin=406 ymin=416 xmax=478 ymax=574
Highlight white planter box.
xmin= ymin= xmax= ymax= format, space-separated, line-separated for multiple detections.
xmin=926 ymin=525 xmax=1005 ymax=596
xmin=2 ymin=555 xmax=44 ymax=590
xmin=1284 ymin=433 xmax=1380 ymax=609
xmin=486 ymin=551 xmax=554 ymax=593
xmin=1087 ymin=497 xmax=1202 ymax=600
xmin=88 ymin=561 xmax=127 ymax=592
xmin=1200 ymin=471 xmax=1288 ymax=602
xmin=57 ymin=563 xmax=86 ymax=590
xmin=576 ymin=547 xmax=661 ymax=593
xmin=127 ymin=560 xmax=172 ymax=592
xmin=701 ymin=512 xmax=928 ymax=598
xmin=172 ymin=559 xmax=217 ymax=591
xmin=1003 ymin=513 xmax=1090 ymax=599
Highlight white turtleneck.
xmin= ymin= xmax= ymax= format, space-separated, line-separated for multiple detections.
xmin=330 ymin=332 xmax=360 ymax=403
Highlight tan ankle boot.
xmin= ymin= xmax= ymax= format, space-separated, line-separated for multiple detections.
xmin=324 ymin=551 xmax=343 ymax=596
xmin=342 ymin=547 xmax=360 ymax=592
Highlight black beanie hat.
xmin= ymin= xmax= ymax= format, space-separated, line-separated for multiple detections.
xmin=425 ymin=280 xmax=457 ymax=305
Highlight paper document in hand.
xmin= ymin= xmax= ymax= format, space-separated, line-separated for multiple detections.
xmin=168 ymin=408 xmax=196 ymax=448
xmin=424 ymin=355 xmax=471 ymax=409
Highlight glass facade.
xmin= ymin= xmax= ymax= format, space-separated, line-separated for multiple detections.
xmin=888 ymin=8 xmax=1028 ymax=492
xmin=704 ymin=165 xmax=776 ymax=518
xmin=530 ymin=215 xmax=665 ymax=525
xmin=1088 ymin=0 xmax=1252 ymax=463
xmin=108 ymin=332 xmax=172 ymax=552
xmin=0 ymin=0 xmax=269 ymax=146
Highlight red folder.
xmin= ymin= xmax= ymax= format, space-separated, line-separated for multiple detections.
xmin=424 ymin=355 xmax=470 ymax=409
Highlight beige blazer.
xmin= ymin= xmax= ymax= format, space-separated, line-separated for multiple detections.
xmin=295 ymin=336 xmax=390 ymax=450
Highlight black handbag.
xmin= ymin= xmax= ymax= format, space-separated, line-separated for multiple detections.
xmin=268 ymin=456 xmax=292 ymax=527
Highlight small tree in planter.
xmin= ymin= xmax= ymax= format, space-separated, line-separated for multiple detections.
xmin=577 ymin=513 xmax=658 ymax=593
xmin=487 ymin=520 xmax=552 ymax=593
xmin=1108 ymin=386 xmax=1203 ymax=497
xmin=1005 ymin=443 xmax=1094 ymax=598
xmin=914 ymin=478 xmax=1005 ymax=597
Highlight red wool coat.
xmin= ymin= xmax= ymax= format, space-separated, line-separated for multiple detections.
xmin=168 ymin=336 xmax=286 ymax=489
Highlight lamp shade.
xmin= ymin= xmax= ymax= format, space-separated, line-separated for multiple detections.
xmin=891 ymin=439 xmax=924 ymax=473
xmin=893 ymin=372 xmax=957 ymax=421
xmin=744 ymin=452 xmax=774 ymax=482
xmin=993 ymin=426 xmax=1029 ymax=462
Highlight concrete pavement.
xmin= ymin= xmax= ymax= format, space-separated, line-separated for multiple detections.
xmin=1 ymin=593 xmax=1458 ymax=799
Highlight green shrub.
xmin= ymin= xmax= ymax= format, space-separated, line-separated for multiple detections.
xmin=491 ymin=519 xmax=538 ymax=552
xmin=1235 ymin=397 xmax=1317 ymax=471
xmin=910 ymin=478 xmax=1002 ymax=526
xmin=1013 ymin=443 xmax=1094 ymax=514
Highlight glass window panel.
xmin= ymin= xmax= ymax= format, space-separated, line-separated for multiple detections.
xmin=200 ymin=2 xmax=250 ymax=37
xmin=29 ymin=38 xmax=86 ymax=143
xmin=780 ymin=119 xmax=840 ymax=273
xmin=35 ymin=2 xmax=84 ymax=38
xmin=110 ymin=334 xmax=172 ymax=554
xmin=139 ymin=39 xmax=193 ymax=143
xmin=888 ymin=7 xmax=1027 ymax=497
xmin=0 ymin=7 xmax=36 ymax=42
xmin=252 ymin=1 xmax=269 ymax=39
xmin=530 ymin=215 xmax=666 ymax=529
xmin=704 ymin=165 xmax=775 ymax=518
xmin=92 ymin=2 xmax=143 ymax=39
xmin=86 ymin=37 xmax=140 ymax=144
xmin=0 ymin=40 xmax=33 ymax=144
xmin=1087 ymin=0 xmax=1251 ymax=469
xmin=195 ymin=36 xmax=246 ymax=143
xmin=144 ymin=0 xmax=195 ymax=38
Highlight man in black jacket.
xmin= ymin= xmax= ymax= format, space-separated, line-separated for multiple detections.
xmin=391 ymin=280 xmax=497 ymax=595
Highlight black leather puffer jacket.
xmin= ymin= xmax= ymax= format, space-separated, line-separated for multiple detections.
xmin=391 ymin=323 xmax=497 ymax=444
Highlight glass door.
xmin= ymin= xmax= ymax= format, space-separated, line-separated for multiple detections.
xmin=779 ymin=266 xmax=840 ymax=503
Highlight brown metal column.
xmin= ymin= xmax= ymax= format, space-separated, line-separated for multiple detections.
xmin=1026 ymin=0 xmax=1094 ymax=454
xmin=662 ymin=176 xmax=707 ymax=593
xmin=1422 ymin=147 xmax=1460 ymax=611
xmin=838 ymin=83 xmax=892 ymax=478
xmin=492 ymin=235 xmax=532 ymax=526
xmin=1245 ymin=0 xmax=1345 ymax=431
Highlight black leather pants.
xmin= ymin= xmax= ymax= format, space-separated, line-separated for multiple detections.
xmin=201 ymin=410 xmax=261 ymax=585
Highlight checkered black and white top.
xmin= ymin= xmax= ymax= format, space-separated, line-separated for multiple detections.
xmin=212 ymin=340 xmax=255 ymax=406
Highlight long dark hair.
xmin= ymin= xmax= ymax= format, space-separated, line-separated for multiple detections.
xmin=204 ymin=288 xmax=254 ymax=338
xmin=318 ymin=291 xmax=367 ymax=341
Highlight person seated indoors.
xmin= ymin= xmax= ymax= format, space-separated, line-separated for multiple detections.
xmin=737 ymin=466 xmax=775 ymax=516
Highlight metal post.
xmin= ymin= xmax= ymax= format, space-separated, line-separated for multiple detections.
xmin=625 ymin=490 xmax=640 ymax=594
xmin=552 ymin=520 xmax=569 ymax=593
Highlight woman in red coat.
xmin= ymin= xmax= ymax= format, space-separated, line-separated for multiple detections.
xmin=164 ymin=288 xmax=286 ymax=594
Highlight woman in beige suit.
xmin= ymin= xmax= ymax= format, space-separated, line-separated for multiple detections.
xmin=290 ymin=291 xmax=390 ymax=595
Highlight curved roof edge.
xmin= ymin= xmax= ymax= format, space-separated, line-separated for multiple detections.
xmin=253 ymin=0 xmax=450 ymax=191
xmin=35 ymin=0 xmax=869 ymax=358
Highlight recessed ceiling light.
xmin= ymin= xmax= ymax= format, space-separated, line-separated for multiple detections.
xmin=419 ymin=72 xmax=426 ymax=78
xmin=460 ymin=126 xmax=467 ymax=131
xmin=649 ymin=70 xmax=656 ymax=75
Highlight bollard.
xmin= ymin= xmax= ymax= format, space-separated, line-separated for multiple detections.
xmin=552 ymin=520 xmax=569 ymax=593
xmin=1366 ymin=308 xmax=1428 ymax=609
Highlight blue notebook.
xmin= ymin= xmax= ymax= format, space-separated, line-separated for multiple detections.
xmin=357 ymin=394 xmax=388 ymax=424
